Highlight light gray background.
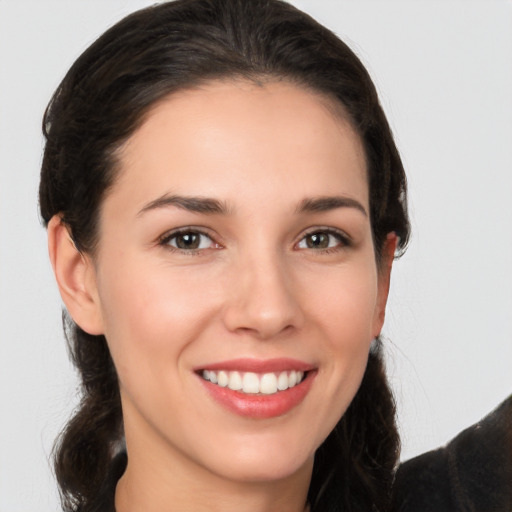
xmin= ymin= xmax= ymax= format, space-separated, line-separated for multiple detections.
xmin=1 ymin=1 xmax=511 ymax=510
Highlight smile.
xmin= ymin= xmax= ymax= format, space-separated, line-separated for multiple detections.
xmin=196 ymin=358 xmax=316 ymax=418
xmin=201 ymin=369 xmax=306 ymax=395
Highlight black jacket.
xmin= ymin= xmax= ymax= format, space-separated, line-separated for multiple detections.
xmin=391 ymin=395 xmax=512 ymax=512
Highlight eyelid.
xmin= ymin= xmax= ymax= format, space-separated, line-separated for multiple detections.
xmin=156 ymin=225 xmax=351 ymax=254
xmin=157 ymin=226 xmax=222 ymax=253
xmin=295 ymin=226 xmax=352 ymax=250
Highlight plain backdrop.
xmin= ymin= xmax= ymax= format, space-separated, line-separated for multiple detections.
xmin=1 ymin=1 xmax=511 ymax=510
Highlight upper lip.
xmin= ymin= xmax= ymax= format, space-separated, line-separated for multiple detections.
xmin=196 ymin=358 xmax=314 ymax=373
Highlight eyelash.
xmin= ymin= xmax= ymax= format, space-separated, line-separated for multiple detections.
xmin=158 ymin=228 xmax=220 ymax=255
xmin=157 ymin=227 xmax=351 ymax=255
xmin=296 ymin=227 xmax=351 ymax=253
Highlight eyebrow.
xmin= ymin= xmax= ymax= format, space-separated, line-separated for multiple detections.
xmin=296 ymin=196 xmax=367 ymax=216
xmin=137 ymin=194 xmax=230 ymax=217
xmin=137 ymin=193 xmax=367 ymax=217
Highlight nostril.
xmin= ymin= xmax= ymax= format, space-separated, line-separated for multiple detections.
xmin=233 ymin=322 xmax=295 ymax=340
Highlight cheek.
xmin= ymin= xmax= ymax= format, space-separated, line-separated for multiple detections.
xmin=95 ymin=257 xmax=222 ymax=381
xmin=302 ymin=261 xmax=378 ymax=419
xmin=308 ymin=261 xmax=379 ymax=344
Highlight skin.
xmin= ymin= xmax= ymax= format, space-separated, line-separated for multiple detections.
xmin=48 ymin=80 xmax=396 ymax=512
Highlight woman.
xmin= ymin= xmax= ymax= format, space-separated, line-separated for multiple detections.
xmin=38 ymin=1 xmax=510 ymax=511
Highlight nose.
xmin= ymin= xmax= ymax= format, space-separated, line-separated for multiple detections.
xmin=222 ymin=252 xmax=304 ymax=340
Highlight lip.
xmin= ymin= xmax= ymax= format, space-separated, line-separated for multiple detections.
xmin=196 ymin=357 xmax=314 ymax=373
xmin=196 ymin=358 xmax=317 ymax=419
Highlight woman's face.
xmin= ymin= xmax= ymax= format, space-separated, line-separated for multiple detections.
xmin=82 ymin=81 xmax=393 ymax=484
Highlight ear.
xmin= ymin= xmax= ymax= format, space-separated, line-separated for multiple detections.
xmin=372 ymin=232 xmax=398 ymax=338
xmin=47 ymin=215 xmax=104 ymax=335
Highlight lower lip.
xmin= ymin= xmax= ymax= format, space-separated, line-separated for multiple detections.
xmin=199 ymin=372 xmax=316 ymax=419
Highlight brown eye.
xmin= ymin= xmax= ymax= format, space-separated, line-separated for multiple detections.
xmin=305 ymin=232 xmax=330 ymax=249
xmin=297 ymin=230 xmax=349 ymax=250
xmin=175 ymin=233 xmax=201 ymax=249
xmin=164 ymin=231 xmax=215 ymax=251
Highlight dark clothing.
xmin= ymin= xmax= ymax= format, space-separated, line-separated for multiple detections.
xmin=391 ymin=395 xmax=512 ymax=512
xmin=94 ymin=396 xmax=511 ymax=512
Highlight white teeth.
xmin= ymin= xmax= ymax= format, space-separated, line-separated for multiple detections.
xmin=227 ymin=371 xmax=242 ymax=391
xmin=201 ymin=369 xmax=306 ymax=395
xmin=242 ymin=372 xmax=260 ymax=393
xmin=217 ymin=370 xmax=229 ymax=387
xmin=260 ymin=373 xmax=278 ymax=394
xmin=277 ymin=371 xmax=289 ymax=391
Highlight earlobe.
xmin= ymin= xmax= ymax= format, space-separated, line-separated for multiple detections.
xmin=372 ymin=232 xmax=398 ymax=338
xmin=47 ymin=215 xmax=104 ymax=335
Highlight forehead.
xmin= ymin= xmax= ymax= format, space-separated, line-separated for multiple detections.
xmin=110 ymin=80 xmax=368 ymax=213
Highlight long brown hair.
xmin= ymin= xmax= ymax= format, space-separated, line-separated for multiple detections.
xmin=39 ymin=1 xmax=410 ymax=510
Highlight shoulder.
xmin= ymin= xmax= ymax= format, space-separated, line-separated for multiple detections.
xmin=391 ymin=395 xmax=512 ymax=512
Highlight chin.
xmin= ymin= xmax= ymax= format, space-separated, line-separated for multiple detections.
xmin=213 ymin=452 xmax=314 ymax=484
xmin=192 ymin=428 xmax=319 ymax=484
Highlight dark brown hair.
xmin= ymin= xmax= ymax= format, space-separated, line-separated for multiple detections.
xmin=39 ymin=1 xmax=409 ymax=511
